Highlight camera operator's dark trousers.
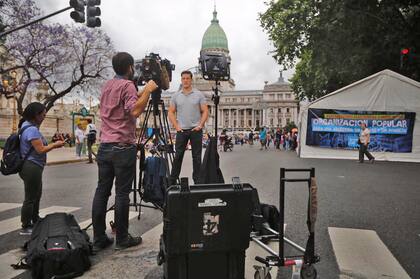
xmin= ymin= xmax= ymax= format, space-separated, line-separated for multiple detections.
xmin=359 ymin=143 xmax=374 ymax=162
xmin=170 ymin=129 xmax=202 ymax=185
xmin=92 ymin=143 xmax=136 ymax=243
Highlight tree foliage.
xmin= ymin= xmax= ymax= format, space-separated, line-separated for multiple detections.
xmin=0 ymin=0 xmax=115 ymax=114
xmin=260 ymin=0 xmax=420 ymax=101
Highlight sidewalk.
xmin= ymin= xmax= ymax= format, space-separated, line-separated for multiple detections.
xmin=46 ymin=147 xmax=90 ymax=165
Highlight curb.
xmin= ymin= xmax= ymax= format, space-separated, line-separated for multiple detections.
xmin=46 ymin=158 xmax=91 ymax=166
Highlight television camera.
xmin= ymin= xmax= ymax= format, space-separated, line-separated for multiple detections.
xmin=134 ymin=53 xmax=175 ymax=107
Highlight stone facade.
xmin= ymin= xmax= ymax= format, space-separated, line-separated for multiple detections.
xmin=0 ymin=94 xmax=100 ymax=140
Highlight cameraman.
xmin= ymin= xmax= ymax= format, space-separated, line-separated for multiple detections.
xmin=168 ymin=70 xmax=208 ymax=185
xmin=91 ymin=52 xmax=158 ymax=252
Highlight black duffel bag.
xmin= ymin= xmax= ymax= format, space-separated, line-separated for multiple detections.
xmin=13 ymin=212 xmax=92 ymax=279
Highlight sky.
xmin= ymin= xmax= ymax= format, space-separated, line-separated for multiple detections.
xmin=33 ymin=0 xmax=294 ymax=93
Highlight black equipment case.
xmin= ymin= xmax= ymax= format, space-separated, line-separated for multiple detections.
xmin=159 ymin=180 xmax=255 ymax=279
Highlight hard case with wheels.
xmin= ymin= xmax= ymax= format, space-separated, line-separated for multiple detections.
xmin=160 ymin=181 xmax=255 ymax=279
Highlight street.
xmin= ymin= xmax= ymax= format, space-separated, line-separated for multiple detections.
xmin=0 ymin=146 xmax=419 ymax=278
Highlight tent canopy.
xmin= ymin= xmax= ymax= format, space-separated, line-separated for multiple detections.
xmin=299 ymin=69 xmax=420 ymax=162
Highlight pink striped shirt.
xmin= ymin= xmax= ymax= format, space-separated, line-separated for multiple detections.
xmin=99 ymin=78 xmax=138 ymax=144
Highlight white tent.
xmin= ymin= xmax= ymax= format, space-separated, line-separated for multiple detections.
xmin=298 ymin=69 xmax=420 ymax=162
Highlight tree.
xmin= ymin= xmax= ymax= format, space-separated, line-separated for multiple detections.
xmin=0 ymin=0 xmax=114 ymax=114
xmin=260 ymin=0 xmax=420 ymax=101
xmin=284 ymin=121 xmax=297 ymax=133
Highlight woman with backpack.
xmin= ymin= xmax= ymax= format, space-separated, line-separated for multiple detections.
xmin=18 ymin=102 xmax=65 ymax=235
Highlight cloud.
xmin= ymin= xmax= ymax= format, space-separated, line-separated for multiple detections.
xmin=34 ymin=0 xmax=294 ymax=92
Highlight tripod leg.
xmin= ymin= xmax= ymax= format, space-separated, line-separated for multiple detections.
xmin=82 ymin=204 xmax=115 ymax=231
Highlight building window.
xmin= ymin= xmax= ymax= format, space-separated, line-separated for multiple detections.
xmin=278 ymin=108 xmax=282 ymax=113
xmin=232 ymin=98 xmax=237 ymax=102
xmin=278 ymin=94 xmax=283 ymax=100
xmin=241 ymin=98 xmax=244 ymax=103
xmin=286 ymin=94 xmax=291 ymax=99
xmin=286 ymin=108 xmax=290 ymax=113
xmin=248 ymin=120 xmax=252 ymax=127
xmin=270 ymin=119 xmax=273 ymax=125
xmin=286 ymin=118 xmax=290 ymax=124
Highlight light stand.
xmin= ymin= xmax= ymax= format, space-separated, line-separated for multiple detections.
xmin=212 ymin=79 xmax=221 ymax=136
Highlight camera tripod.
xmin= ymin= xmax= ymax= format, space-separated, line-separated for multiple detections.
xmin=132 ymin=96 xmax=174 ymax=214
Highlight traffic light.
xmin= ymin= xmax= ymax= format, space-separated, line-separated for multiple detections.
xmin=69 ymin=0 xmax=85 ymax=23
xmin=400 ymin=48 xmax=410 ymax=69
xmin=86 ymin=0 xmax=101 ymax=28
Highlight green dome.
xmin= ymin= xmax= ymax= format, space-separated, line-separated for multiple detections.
xmin=201 ymin=9 xmax=229 ymax=51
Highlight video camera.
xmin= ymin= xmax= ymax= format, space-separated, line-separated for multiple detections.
xmin=134 ymin=53 xmax=175 ymax=105
xmin=199 ymin=52 xmax=230 ymax=81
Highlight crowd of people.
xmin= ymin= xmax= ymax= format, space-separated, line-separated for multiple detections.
xmin=216 ymin=127 xmax=299 ymax=152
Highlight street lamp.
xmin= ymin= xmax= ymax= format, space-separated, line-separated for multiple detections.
xmin=0 ymin=70 xmax=18 ymax=133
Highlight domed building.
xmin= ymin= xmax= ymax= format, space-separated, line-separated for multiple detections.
xmin=162 ymin=7 xmax=298 ymax=134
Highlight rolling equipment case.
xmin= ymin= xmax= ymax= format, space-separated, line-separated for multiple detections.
xmin=159 ymin=178 xmax=255 ymax=279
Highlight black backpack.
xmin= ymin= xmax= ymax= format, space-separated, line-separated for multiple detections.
xmin=141 ymin=156 xmax=167 ymax=207
xmin=260 ymin=203 xmax=281 ymax=234
xmin=13 ymin=213 xmax=92 ymax=279
xmin=1 ymin=125 xmax=35 ymax=175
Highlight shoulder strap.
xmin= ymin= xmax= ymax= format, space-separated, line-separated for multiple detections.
xmin=19 ymin=125 xmax=36 ymax=160
xmin=18 ymin=124 xmax=35 ymax=135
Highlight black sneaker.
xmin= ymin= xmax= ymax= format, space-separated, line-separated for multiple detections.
xmin=115 ymin=234 xmax=142 ymax=251
xmin=93 ymin=235 xmax=114 ymax=253
xmin=19 ymin=227 xmax=33 ymax=236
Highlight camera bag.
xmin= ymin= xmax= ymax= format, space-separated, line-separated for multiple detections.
xmin=12 ymin=213 xmax=92 ymax=279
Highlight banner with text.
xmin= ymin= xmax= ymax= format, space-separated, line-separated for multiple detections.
xmin=306 ymin=109 xmax=416 ymax=152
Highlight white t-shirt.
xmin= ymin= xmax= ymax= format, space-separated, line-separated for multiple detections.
xmin=75 ymin=128 xmax=85 ymax=143
xmin=359 ymin=128 xmax=370 ymax=144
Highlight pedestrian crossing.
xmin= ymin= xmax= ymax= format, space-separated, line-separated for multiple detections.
xmin=0 ymin=206 xmax=79 ymax=236
xmin=0 ymin=204 xmax=141 ymax=279
xmin=0 ymin=203 xmax=413 ymax=279
xmin=329 ymin=227 xmax=411 ymax=278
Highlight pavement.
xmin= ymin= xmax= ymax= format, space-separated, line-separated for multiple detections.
xmin=1 ymin=145 xmax=419 ymax=279
xmin=46 ymin=146 xmax=91 ymax=165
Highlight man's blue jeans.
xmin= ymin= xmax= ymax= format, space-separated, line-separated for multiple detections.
xmin=91 ymin=143 xmax=136 ymax=243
